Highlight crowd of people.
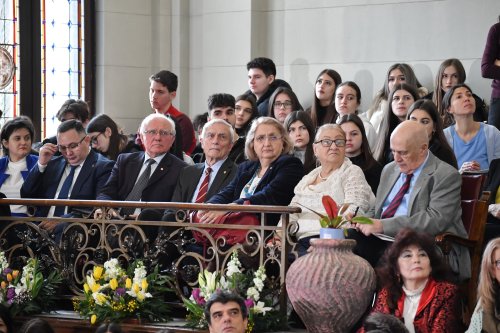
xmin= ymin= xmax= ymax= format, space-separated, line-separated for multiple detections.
xmin=0 ymin=15 xmax=499 ymax=333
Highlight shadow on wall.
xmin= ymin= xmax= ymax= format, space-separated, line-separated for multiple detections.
xmin=413 ymin=63 xmax=434 ymax=93
xmin=469 ymin=59 xmax=493 ymax=104
xmin=354 ymin=69 xmax=373 ymax=113
xmin=289 ymin=58 xmax=312 ymax=110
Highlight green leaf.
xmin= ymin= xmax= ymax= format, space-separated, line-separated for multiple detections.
xmin=351 ymin=216 xmax=373 ymax=225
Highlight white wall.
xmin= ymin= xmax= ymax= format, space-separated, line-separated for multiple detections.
xmin=96 ymin=0 xmax=500 ymax=133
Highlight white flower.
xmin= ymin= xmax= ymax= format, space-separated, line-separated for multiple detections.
xmin=226 ymin=252 xmax=241 ymax=277
xmin=103 ymin=258 xmax=123 ymax=280
xmin=0 ymin=252 xmax=8 ymax=271
xmin=246 ymin=287 xmax=259 ymax=301
xmin=253 ymin=278 xmax=264 ymax=291
xmin=252 ymin=301 xmax=272 ymax=315
xmin=133 ymin=262 xmax=147 ymax=285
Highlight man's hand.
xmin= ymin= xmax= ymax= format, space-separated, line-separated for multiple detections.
xmin=39 ymin=220 xmax=58 ymax=232
xmin=196 ymin=210 xmax=227 ymax=224
xmin=38 ymin=143 xmax=58 ymax=166
xmin=489 ymin=204 xmax=500 ymax=218
xmin=356 ymin=218 xmax=383 ymax=236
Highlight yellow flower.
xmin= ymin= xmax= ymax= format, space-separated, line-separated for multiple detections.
xmin=109 ymin=278 xmax=118 ymax=290
xmin=6 ymin=273 xmax=12 ymax=282
xmin=0 ymin=281 xmax=6 ymax=289
xmin=137 ymin=292 xmax=145 ymax=302
xmin=12 ymin=270 xmax=19 ymax=279
xmin=90 ymin=314 xmax=97 ymax=324
xmin=133 ymin=283 xmax=140 ymax=294
xmin=91 ymin=283 xmax=100 ymax=293
xmin=125 ymin=278 xmax=132 ymax=289
xmin=93 ymin=266 xmax=103 ymax=280
xmin=83 ymin=283 xmax=90 ymax=293
xmin=141 ymin=279 xmax=148 ymax=291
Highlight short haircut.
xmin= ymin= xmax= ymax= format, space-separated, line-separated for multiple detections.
xmin=57 ymin=119 xmax=86 ymax=135
xmin=245 ymin=117 xmax=293 ymax=161
xmin=193 ymin=112 xmax=209 ymax=132
xmin=204 ymin=290 xmax=248 ymax=326
xmin=1 ymin=116 xmax=35 ymax=155
xmin=201 ymin=118 xmax=236 ymax=144
xmin=149 ymin=70 xmax=178 ymax=92
xmin=207 ymin=93 xmax=236 ymax=112
xmin=246 ymin=57 xmax=276 ymax=77
xmin=56 ymin=99 xmax=90 ymax=123
xmin=139 ymin=113 xmax=176 ymax=135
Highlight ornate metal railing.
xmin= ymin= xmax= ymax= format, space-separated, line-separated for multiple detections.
xmin=0 ymin=198 xmax=301 ymax=311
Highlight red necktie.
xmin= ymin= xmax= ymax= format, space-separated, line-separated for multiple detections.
xmin=194 ymin=167 xmax=212 ymax=203
xmin=381 ymin=173 xmax=413 ymax=219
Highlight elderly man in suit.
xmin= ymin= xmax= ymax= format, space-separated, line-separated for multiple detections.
xmin=162 ymin=118 xmax=237 ymax=222
xmin=21 ymin=120 xmax=114 ymax=233
xmin=349 ymin=120 xmax=470 ymax=281
xmin=97 ymin=113 xmax=187 ymax=218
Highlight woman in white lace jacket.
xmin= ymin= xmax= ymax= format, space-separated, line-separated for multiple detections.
xmin=278 ymin=124 xmax=375 ymax=256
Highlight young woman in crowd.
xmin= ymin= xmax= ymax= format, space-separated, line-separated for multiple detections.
xmin=277 ymin=124 xmax=374 ymax=256
xmin=267 ymin=87 xmax=303 ymax=124
xmin=235 ymin=93 xmax=259 ymax=137
xmin=86 ymin=114 xmax=142 ymax=161
xmin=374 ymin=83 xmax=420 ymax=165
xmin=482 ymin=15 xmax=500 ymax=130
xmin=306 ymin=69 xmax=342 ymax=129
xmin=425 ymin=58 xmax=487 ymax=127
xmin=284 ymin=111 xmax=317 ymax=174
xmin=443 ymin=84 xmax=500 ymax=172
xmin=467 ymin=237 xmax=500 ymax=332
xmin=339 ymin=114 xmax=383 ymax=194
xmin=406 ymin=100 xmax=458 ymax=168
xmin=0 ymin=117 xmax=38 ymax=216
xmin=359 ymin=228 xmax=461 ymax=333
xmin=335 ymin=81 xmax=377 ymax=150
xmin=366 ymin=63 xmax=427 ymax=133
xmin=202 ymin=117 xmax=304 ymax=226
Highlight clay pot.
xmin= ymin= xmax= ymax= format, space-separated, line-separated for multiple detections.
xmin=286 ymin=239 xmax=376 ymax=333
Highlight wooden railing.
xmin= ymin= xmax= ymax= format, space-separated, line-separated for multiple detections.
xmin=0 ymin=198 xmax=301 ymax=328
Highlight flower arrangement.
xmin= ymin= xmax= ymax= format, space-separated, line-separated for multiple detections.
xmin=73 ymin=258 xmax=171 ymax=324
xmin=183 ymin=251 xmax=284 ymax=333
xmin=0 ymin=252 xmax=62 ymax=316
xmin=298 ymin=195 xmax=372 ymax=234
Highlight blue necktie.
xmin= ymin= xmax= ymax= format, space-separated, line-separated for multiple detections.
xmin=54 ymin=165 xmax=78 ymax=216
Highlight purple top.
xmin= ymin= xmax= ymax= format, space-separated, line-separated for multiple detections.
xmin=482 ymin=22 xmax=500 ymax=98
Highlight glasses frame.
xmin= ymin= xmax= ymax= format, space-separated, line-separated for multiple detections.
xmin=314 ymin=138 xmax=346 ymax=148
xmin=58 ymin=136 xmax=87 ymax=152
xmin=90 ymin=132 xmax=103 ymax=145
xmin=254 ymin=135 xmax=282 ymax=143
xmin=142 ymin=129 xmax=175 ymax=137
xmin=273 ymin=101 xmax=293 ymax=109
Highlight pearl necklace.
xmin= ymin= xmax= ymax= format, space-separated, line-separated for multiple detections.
xmin=318 ymin=170 xmax=329 ymax=181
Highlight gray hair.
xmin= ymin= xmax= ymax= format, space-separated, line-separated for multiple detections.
xmin=314 ymin=123 xmax=346 ymax=142
xmin=201 ymin=118 xmax=236 ymax=144
xmin=140 ymin=113 xmax=176 ymax=135
xmin=245 ymin=116 xmax=293 ymax=161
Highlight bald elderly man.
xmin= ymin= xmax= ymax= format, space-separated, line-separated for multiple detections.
xmin=349 ymin=120 xmax=470 ymax=281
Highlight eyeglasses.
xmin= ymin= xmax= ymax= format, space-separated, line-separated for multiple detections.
xmin=143 ymin=129 xmax=175 ymax=137
xmin=90 ymin=132 xmax=103 ymax=145
xmin=58 ymin=136 xmax=86 ymax=152
xmin=254 ymin=135 xmax=282 ymax=143
xmin=494 ymin=260 xmax=500 ymax=269
xmin=273 ymin=101 xmax=293 ymax=109
xmin=314 ymin=139 xmax=346 ymax=148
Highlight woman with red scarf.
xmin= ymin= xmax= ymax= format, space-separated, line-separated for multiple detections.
xmin=359 ymin=228 xmax=461 ymax=333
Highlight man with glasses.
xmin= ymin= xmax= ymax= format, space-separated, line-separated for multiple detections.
xmin=348 ymin=120 xmax=470 ymax=282
xmin=21 ymin=120 xmax=114 ymax=233
xmin=97 ymin=113 xmax=187 ymax=219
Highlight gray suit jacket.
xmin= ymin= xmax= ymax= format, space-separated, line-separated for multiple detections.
xmin=376 ymin=152 xmax=471 ymax=281
xmin=162 ymin=158 xmax=237 ymax=221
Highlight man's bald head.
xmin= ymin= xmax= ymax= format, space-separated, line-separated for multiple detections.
xmin=390 ymin=120 xmax=429 ymax=174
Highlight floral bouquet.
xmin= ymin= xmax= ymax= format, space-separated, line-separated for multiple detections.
xmin=73 ymin=258 xmax=171 ymax=324
xmin=0 ymin=251 xmax=62 ymax=316
xmin=183 ymin=251 xmax=284 ymax=333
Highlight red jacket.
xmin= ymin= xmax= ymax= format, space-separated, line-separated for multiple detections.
xmin=359 ymin=279 xmax=461 ymax=333
xmin=161 ymin=104 xmax=196 ymax=155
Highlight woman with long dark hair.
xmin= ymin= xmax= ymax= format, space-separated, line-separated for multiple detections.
xmin=284 ymin=111 xmax=316 ymax=174
xmin=267 ymin=87 xmax=303 ymax=124
xmin=306 ymin=69 xmax=342 ymax=129
xmin=235 ymin=93 xmax=259 ymax=137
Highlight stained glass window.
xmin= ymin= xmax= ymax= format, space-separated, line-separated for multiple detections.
xmin=41 ymin=0 xmax=84 ymax=138
xmin=0 ymin=0 xmax=19 ymax=123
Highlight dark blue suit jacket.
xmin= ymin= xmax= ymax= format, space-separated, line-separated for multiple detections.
xmin=97 ymin=152 xmax=187 ymax=202
xmin=20 ymin=150 xmax=114 ymax=217
xmin=207 ymin=154 xmax=304 ymax=225
xmin=0 ymin=154 xmax=38 ymax=187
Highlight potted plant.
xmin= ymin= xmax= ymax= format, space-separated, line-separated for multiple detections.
xmin=298 ymin=195 xmax=372 ymax=239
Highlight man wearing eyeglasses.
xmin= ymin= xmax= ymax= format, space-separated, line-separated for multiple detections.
xmin=97 ymin=113 xmax=187 ymax=219
xmin=21 ymin=120 xmax=114 ymax=233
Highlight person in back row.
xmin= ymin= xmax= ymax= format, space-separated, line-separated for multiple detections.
xmin=246 ymin=57 xmax=291 ymax=117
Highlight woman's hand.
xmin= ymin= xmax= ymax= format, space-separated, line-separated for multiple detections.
xmin=197 ymin=210 xmax=227 ymax=224
xmin=459 ymin=160 xmax=481 ymax=173
xmin=494 ymin=59 xmax=500 ymax=67
xmin=489 ymin=204 xmax=500 ymax=218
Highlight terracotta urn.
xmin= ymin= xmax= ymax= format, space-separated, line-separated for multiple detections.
xmin=286 ymin=238 xmax=376 ymax=333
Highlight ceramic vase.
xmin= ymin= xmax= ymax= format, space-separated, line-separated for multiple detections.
xmin=286 ymin=239 xmax=376 ymax=333
xmin=319 ymin=228 xmax=345 ymax=239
